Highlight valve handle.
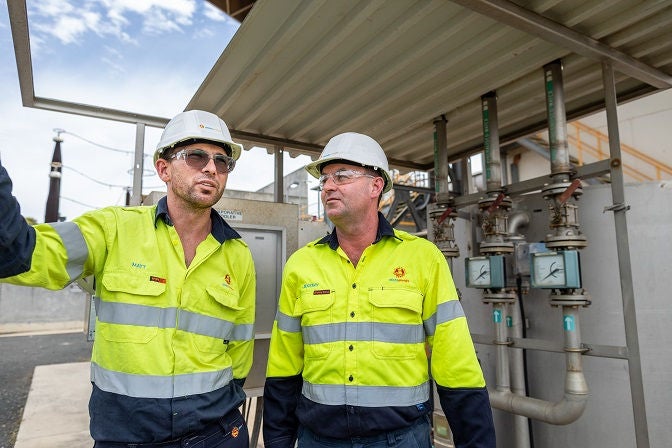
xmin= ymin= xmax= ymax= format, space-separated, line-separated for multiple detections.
xmin=436 ymin=207 xmax=454 ymax=225
xmin=486 ymin=192 xmax=506 ymax=215
xmin=557 ymin=179 xmax=582 ymax=204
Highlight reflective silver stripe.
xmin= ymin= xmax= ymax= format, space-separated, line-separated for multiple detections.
xmin=302 ymin=322 xmax=424 ymax=345
xmin=50 ymin=222 xmax=88 ymax=281
xmin=91 ymin=362 xmax=233 ymax=398
xmin=96 ymin=297 xmax=177 ymax=328
xmin=179 ymin=310 xmax=254 ymax=341
xmin=96 ymin=299 xmax=252 ymax=341
xmin=424 ymin=314 xmax=437 ymax=336
xmin=302 ymin=381 xmax=430 ymax=407
xmin=436 ymin=300 xmax=465 ymax=325
xmin=276 ymin=310 xmax=301 ymax=333
xmin=425 ymin=300 xmax=465 ymax=337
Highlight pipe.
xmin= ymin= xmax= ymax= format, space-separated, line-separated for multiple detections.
xmin=481 ymin=92 xmax=503 ymax=193
xmin=543 ymin=60 xmax=571 ymax=182
xmin=433 ymin=115 xmax=449 ymax=194
xmin=508 ymin=301 xmax=532 ymax=448
xmin=507 ymin=210 xmax=530 ymax=236
xmin=489 ymin=305 xmax=588 ymax=424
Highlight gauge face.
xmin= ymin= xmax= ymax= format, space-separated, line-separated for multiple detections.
xmin=532 ymin=252 xmax=566 ymax=287
xmin=467 ymin=257 xmax=491 ymax=287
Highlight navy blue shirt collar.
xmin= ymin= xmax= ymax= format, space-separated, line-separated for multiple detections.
xmin=154 ymin=196 xmax=241 ymax=244
xmin=317 ymin=212 xmax=400 ymax=250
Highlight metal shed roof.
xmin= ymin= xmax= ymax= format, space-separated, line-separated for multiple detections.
xmin=187 ymin=0 xmax=672 ymax=172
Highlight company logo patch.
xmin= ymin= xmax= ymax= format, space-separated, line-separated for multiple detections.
xmin=393 ymin=267 xmax=406 ymax=278
xmin=199 ymin=123 xmax=218 ymax=132
xmin=149 ymin=276 xmax=166 ymax=284
xmin=231 ymin=426 xmax=239 ymax=438
xmin=313 ymin=289 xmax=331 ymax=295
xmin=225 ymin=274 xmax=231 ymax=285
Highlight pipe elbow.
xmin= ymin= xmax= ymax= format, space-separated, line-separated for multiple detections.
xmin=489 ymin=387 xmax=588 ymax=425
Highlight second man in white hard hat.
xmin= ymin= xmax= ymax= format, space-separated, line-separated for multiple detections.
xmin=263 ymin=132 xmax=496 ymax=448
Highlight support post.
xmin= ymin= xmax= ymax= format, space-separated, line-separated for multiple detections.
xmin=602 ymin=60 xmax=650 ymax=448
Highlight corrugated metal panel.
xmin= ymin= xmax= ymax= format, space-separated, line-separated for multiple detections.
xmin=188 ymin=0 xmax=672 ymax=171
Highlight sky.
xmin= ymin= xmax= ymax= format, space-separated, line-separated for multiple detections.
xmin=0 ymin=0 xmax=313 ymax=222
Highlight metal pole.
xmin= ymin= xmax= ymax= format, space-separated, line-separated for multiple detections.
xmin=274 ymin=145 xmax=284 ymax=203
xmin=601 ymin=60 xmax=650 ymax=448
xmin=130 ymin=122 xmax=145 ymax=206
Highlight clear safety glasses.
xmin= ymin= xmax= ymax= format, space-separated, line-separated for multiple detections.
xmin=318 ymin=169 xmax=376 ymax=190
xmin=169 ymin=148 xmax=236 ymax=174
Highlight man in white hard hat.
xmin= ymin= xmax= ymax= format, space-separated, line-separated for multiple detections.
xmin=263 ymin=132 xmax=495 ymax=448
xmin=0 ymin=110 xmax=256 ymax=447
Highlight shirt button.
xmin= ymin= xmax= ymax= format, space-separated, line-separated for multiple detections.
xmin=348 ymin=375 xmax=354 ymax=382
xmin=352 ymin=283 xmax=356 ymax=289
xmin=349 ymin=345 xmax=354 ymax=351
xmin=350 ymin=311 xmax=355 ymax=318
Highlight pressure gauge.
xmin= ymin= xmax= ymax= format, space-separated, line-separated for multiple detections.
xmin=530 ymin=250 xmax=581 ymax=289
xmin=465 ymin=255 xmax=505 ymax=289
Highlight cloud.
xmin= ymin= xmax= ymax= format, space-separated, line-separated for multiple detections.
xmin=203 ymin=2 xmax=228 ymax=22
xmin=0 ymin=0 xmax=316 ymax=222
xmin=28 ymin=0 xmax=200 ymax=46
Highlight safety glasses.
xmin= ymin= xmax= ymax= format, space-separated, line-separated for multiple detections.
xmin=169 ymin=148 xmax=236 ymax=174
xmin=318 ymin=169 xmax=376 ymax=190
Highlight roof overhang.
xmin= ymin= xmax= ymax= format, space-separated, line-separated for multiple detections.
xmin=8 ymin=0 xmax=672 ymax=172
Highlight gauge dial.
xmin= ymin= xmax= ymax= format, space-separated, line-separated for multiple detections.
xmin=532 ymin=252 xmax=565 ymax=287
xmin=531 ymin=250 xmax=581 ymax=289
xmin=466 ymin=257 xmax=492 ymax=288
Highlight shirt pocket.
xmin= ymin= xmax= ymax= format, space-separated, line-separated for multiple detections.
xmin=191 ymin=284 xmax=244 ymax=355
xmin=98 ymin=270 xmax=166 ymax=344
xmin=294 ymin=289 xmax=335 ymax=359
xmin=368 ymin=287 xmax=424 ymax=360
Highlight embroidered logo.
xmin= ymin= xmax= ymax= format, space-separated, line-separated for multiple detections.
xmin=231 ymin=426 xmax=239 ymax=438
xmin=303 ymin=282 xmax=319 ymax=288
xmin=313 ymin=289 xmax=331 ymax=295
xmin=225 ymin=274 xmax=231 ymax=285
xmin=393 ymin=267 xmax=406 ymax=278
xmin=149 ymin=276 xmax=166 ymax=284
xmin=132 ymin=261 xmax=147 ymax=269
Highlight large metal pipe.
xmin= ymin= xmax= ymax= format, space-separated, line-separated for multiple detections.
xmin=481 ymin=92 xmax=503 ymax=193
xmin=433 ymin=115 xmax=449 ymax=194
xmin=489 ymin=305 xmax=588 ymax=424
xmin=508 ymin=301 xmax=531 ymax=448
xmin=543 ymin=60 xmax=571 ymax=182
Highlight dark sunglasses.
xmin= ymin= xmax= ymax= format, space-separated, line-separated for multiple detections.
xmin=169 ymin=148 xmax=236 ymax=174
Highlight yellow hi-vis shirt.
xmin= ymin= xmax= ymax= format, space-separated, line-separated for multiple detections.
xmin=2 ymin=197 xmax=256 ymax=441
xmin=265 ymin=215 xmax=486 ymax=441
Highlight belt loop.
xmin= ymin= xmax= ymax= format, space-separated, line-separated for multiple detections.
xmin=386 ymin=430 xmax=396 ymax=446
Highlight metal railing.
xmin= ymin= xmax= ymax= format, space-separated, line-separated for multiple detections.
xmin=565 ymin=121 xmax=672 ymax=181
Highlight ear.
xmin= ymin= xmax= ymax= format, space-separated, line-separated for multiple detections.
xmin=370 ymin=176 xmax=385 ymax=198
xmin=155 ymin=159 xmax=171 ymax=182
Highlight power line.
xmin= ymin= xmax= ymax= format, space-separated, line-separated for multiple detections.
xmin=62 ymin=165 xmax=129 ymax=188
xmin=60 ymin=196 xmax=100 ymax=210
xmin=56 ymin=129 xmax=153 ymax=158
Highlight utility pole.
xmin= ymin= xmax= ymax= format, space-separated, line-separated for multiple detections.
xmin=45 ymin=129 xmax=64 ymax=223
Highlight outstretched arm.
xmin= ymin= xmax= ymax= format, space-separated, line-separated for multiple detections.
xmin=0 ymin=163 xmax=36 ymax=278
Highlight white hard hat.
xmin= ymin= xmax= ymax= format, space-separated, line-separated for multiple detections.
xmin=154 ymin=110 xmax=243 ymax=163
xmin=305 ymin=132 xmax=393 ymax=193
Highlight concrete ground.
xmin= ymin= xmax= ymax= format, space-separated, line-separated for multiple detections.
xmin=14 ymin=361 xmax=93 ymax=447
xmin=2 ymin=322 xmax=264 ymax=448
